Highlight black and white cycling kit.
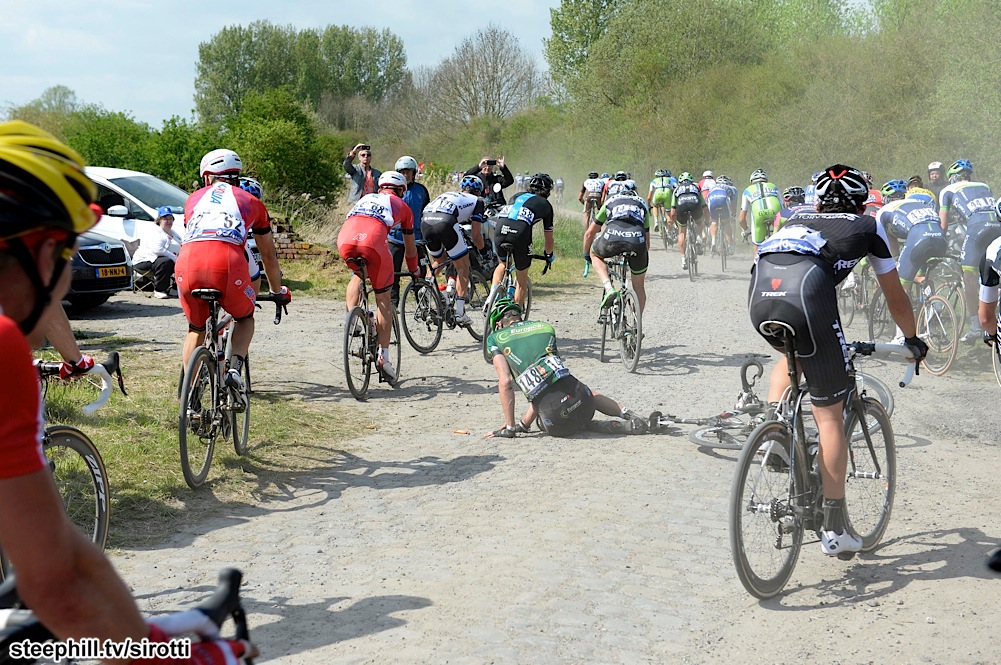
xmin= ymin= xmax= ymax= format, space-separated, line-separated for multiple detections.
xmin=939 ymin=181 xmax=999 ymax=269
xmin=874 ymin=198 xmax=946 ymax=282
xmin=421 ymin=191 xmax=486 ymax=261
xmin=591 ymin=192 xmax=651 ymax=275
xmin=493 ymin=192 xmax=554 ymax=270
xmin=748 ymin=211 xmax=896 ymax=405
xmin=978 ymin=236 xmax=1001 ymax=312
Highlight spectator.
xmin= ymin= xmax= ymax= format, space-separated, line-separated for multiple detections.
xmin=927 ymin=161 xmax=946 ymax=201
xmin=132 ymin=206 xmax=178 ymax=298
xmin=343 ymin=143 xmax=382 ymax=203
xmin=464 ymin=157 xmax=515 ymax=206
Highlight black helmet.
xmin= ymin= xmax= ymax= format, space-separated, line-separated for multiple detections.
xmin=815 ymin=164 xmax=869 ymax=211
xmin=527 ymin=173 xmax=554 ymax=196
xmin=613 ymin=170 xmax=628 ymax=181
xmin=587 ymin=171 xmax=599 ymax=179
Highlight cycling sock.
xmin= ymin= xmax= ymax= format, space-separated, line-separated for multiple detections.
xmin=603 ymin=280 xmax=613 ymax=294
xmin=823 ymin=497 xmax=847 ymax=533
xmin=230 ymin=355 xmax=245 ymax=373
xmin=455 ymin=296 xmax=466 ymax=316
xmin=379 ymin=348 xmax=390 ymax=363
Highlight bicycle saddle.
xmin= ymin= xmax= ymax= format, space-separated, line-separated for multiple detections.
xmin=758 ymin=320 xmax=796 ymax=340
xmin=192 ymin=289 xmax=223 ymax=301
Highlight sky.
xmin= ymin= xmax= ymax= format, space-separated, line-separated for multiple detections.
xmin=0 ymin=0 xmax=561 ymax=127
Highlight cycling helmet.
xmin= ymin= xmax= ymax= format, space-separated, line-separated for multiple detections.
xmin=717 ymin=175 xmax=732 ymax=186
xmin=750 ymin=169 xmax=767 ymax=183
xmin=395 ymin=155 xmax=418 ymax=172
xmin=814 ymin=164 xmax=869 ymax=211
xmin=782 ymin=186 xmax=806 ymax=204
xmin=623 ymin=179 xmax=638 ymax=193
xmin=654 ymin=169 xmax=667 ymax=178
xmin=200 ymin=148 xmax=242 ymax=177
xmin=678 ymin=172 xmax=694 ymax=183
xmin=488 ymin=296 xmax=523 ymax=329
xmin=239 ymin=177 xmax=263 ymax=200
xmin=378 ymin=170 xmax=408 ymax=194
xmin=928 ymin=161 xmax=944 ymax=173
xmin=860 ymin=171 xmax=874 ymax=187
xmin=702 ymin=170 xmax=714 ymax=179
xmin=880 ymin=179 xmax=907 ymax=201
xmin=460 ymin=174 xmax=484 ymax=195
xmin=811 ymin=170 xmax=823 ymax=183
xmin=947 ymin=159 xmax=973 ymax=180
xmin=613 ymin=170 xmax=628 ymax=181
xmin=587 ymin=171 xmax=599 ymax=179
xmin=663 ymin=169 xmax=672 ymax=179
xmin=527 ymin=173 xmax=554 ymax=196
xmin=601 ymin=173 xmax=610 ymax=179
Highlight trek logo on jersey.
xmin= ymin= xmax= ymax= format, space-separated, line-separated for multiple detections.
xmin=833 ymin=258 xmax=860 ymax=272
xmin=760 ymin=291 xmax=788 ymax=297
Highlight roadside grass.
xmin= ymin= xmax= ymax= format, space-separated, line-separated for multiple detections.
xmin=39 ymin=342 xmax=370 ymax=549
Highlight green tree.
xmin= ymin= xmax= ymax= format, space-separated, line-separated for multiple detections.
xmin=61 ymin=106 xmax=152 ymax=171
xmin=544 ymin=0 xmax=619 ymax=98
xmin=5 ymin=85 xmax=80 ymax=138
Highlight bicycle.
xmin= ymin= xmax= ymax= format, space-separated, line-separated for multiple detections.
xmin=651 ymin=203 xmax=672 ymax=251
xmin=681 ymin=212 xmax=699 ymax=281
xmin=0 ymin=568 xmax=254 ymax=665
xmin=729 ymin=330 xmax=917 ymax=599
xmin=868 ymin=282 xmax=957 ymax=375
xmin=342 ymin=259 xmax=404 ymax=400
xmin=178 ymin=291 xmax=287 ymax=489
xmin=400 ymin=242 xmax=490 ymax=353
xmin=714 ymin=214 xmax=735 ymax=273
xmin=923 ymin=255 xmax=966 ymax=323
xmin=597 ymin=254 xmax=643 ymax=373
xmin=480 ymin=242 xmax=550 ymax=363
xmin=836 ymin=261 xmax=878 ymax=329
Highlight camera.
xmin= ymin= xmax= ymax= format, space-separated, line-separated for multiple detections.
xmin=358 ymin=144 xmax=371 ymax=151
xmin=486 ymin=159 xmax=497 ymax=166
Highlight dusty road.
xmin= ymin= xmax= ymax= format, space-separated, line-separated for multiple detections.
xmin=73 ymin=240 xmax=1001 ymax=664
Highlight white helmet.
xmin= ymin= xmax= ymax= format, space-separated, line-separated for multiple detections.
xmin=378 ymin=170 xmax=408 ymax=193
xmin=750 ymin=168 xmax=767 ymax=183
xmin=623 ymin=179 xmax=638 ymax=193
xmin=200 ymin=149 xmax=242 ymax=176
xmin=395 ymin=155 xmax=418 ymax=172
xmin=702 ymin=170 xmax=714 ymax=179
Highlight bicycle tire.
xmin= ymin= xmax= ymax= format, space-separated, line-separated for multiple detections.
xmin=389 ymin=312 xmax=402 ymax=387
xmin=916 ymin=294 xmax=957 ymax=376
xmin=720 ymin=230 xmax=728 ymax=273
xmin=400 ymin=278 xmax=443 ymax=354
xmin=523 ymin=277 xmax=533 ymax=319
xmin=936 ymin=282 xmax=966 ymax=325
xmin=659 ymin=214 xmax=670 ymax=251
xmin=466 ymin=271 xmax=490 ymax=342
xmin=231 ymin=359 xmax=251 ymax=456
xmin=843 ymin=397 xmax=896 ymax=551
xmin=837 ymin=281 xmax=856 ymax=328
xmin=729 ymin=420 xmax=803 ymax=599
xmin=179 ymin=346 xmax=217 ymax=489
xmin=599 ymin=304 xmax=610 ymax=363
xmin=344 ymin=307 xmax=372 ymax=400
xmin=994 ymin=338 xmax=1001 ymax=388
xmin=689 ymin=422 xmax=748 ymax=450
xmin=619 ymin=288 xmax=642 ymax=373
xmin=44 ymin=426 xmax=110 ymax=550
xmin=481 ymin=291 xmax=496 ymax=364
xmin=855 ymin=372 xmax=894 ymax=420
xmin=866 ymin=288 xmax=891 ymax=341
xmin=687 ymin=238 xmax=696 ymax=282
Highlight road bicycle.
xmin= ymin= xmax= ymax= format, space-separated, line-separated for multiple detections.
xmin=713 ymin=215 xmax=735 ymax=273
xmin=0 ymin=568 xmax=254 ymax=665
xmin=922 ymin=255 xmax=966 ymax=323
xmin=868 ymin=281 xmax=957 ymax=375
xmin=597 ymin=253 xmax=643 ymax=373
xmin=343 ymin=259 xmax=403 ymax=400
xmin=836 ymin=261 xmax=878 ymax=329
xmin=178 ymin=291 xmax=287 ymax=488
xmin=729 ymin=329 xmax=917 ymax=599
xmin=682 ymin=213 xmax=700 ymax=281
xmin=480 ymin=243 xmax=550 ymax=363
xmin=652 ymin=203 xmax=676 ymax=251
xmin=400 ymin=242 xmax=490 ymax=353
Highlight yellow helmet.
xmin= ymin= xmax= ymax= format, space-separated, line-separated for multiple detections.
xmin=0 ymin=120 xmax=97 ymax=242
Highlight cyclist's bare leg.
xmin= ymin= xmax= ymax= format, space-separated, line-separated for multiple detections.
xmin=453 ymin=255 xmax=471 ymax=314
xmin=631 ymin=272 xmax=647 ymax=312
xmin=678 ymin=225 xmax=687 ymax=255
xmin=514 ymin=268 xmax=530 ymax=309
xmin=814 ymin=401 xmax=848 ymax=500
xmin=491 ymin=261 xmax=506 ymax=289
xmin=589 ymin=251 xmax=611 ymax=285
xmin=182 ymin=330 xmax=207 ymax=368
xmin=709 ymin=219 xmax=718 ymax=248
xmin=593 ymin=393 xmax=624 ymax=416
xmin=231 ymin=317 xmax=254 ymax=359
xmin=345 ymin=274 xmax=364 ymax=312
xmin=374 ymin=290 xmax=394 ymax=349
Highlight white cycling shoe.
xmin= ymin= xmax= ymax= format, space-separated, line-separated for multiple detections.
xmin=454 ymin=312 xmax=472 ymax=327
xmin=377 ymin=356 xmax=398 ymax=384
xmin=821 ymin=529 xmax=862 ymax=556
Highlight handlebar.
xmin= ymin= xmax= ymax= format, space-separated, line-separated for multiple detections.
xmin=740 ymin=358 xmax=764 ymax=391
xmin=35 ymin=352 xmax=126 ymax=416
xmin=849 ymin=341 xmax=920 ymax=388
xmin=255 ymin=291 xmax=289 ymax=325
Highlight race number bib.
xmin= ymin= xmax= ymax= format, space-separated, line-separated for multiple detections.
xmin=515 ymin=355 xmax=570 ymax=400
xmin=183 ymin=211 xmax=245 ymax=245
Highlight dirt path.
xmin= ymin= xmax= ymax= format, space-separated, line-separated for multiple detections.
xmin=75 ymin=241 xmax=1001 ymax=664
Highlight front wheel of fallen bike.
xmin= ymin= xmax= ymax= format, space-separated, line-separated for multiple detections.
xmin=729 ymin=420 xmax=803 ymax=599
xmin=619 ymin=288 xmax=642 ymax=372
xmin=843 ymin=397 xmax=895 ymax=551
xmin=344 ymin=306 xmax=372 ymax=400
xmin=689 ymin=420 xmax=750 ymax=450
xmin=179 ymin=346 xmax=218 ymax=489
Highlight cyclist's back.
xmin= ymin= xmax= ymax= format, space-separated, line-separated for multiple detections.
xmin=672 ymin=179 xmax=705 ymax=225
xmin=494 ymin=187 xmax=554 ymax=269
xmin=740 ymin=170 xmax=781 ymax=245
xmin=875 ymin=196 xmax=945 ymax=282
xmin=707 ymin=181 xmax=738 ymax=221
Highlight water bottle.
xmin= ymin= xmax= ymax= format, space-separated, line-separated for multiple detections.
xmin=367 ymin=310 xmax=376 ymax=332
xmin=507 ymin=285 xmax=516 ymax=299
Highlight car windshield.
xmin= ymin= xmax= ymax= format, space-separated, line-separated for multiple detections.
xmin=109 ymin=175 xmax=188 ymax=215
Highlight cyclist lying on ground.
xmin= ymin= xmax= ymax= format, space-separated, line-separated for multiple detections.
xmin=0 ymin=121 xmax=253 ymax=664
xmin=484 ymin=298 xmax=650 ymax=438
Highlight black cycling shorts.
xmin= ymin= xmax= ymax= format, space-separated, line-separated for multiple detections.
xmin=748 ymin=254 xmax=852 ymax=406
xmin=961 ymin=213 xmax=1001 ymax=269
xmin=591 ymin=221 xmax=649 ymax=274
xmin=493 ymin=219 xmax=534 ymax=271
xmin=421 ymin=213 xmax=469 ymax=261
xmin=674 ymin=203 xmax=703 ymax=226
xmin=897 ymin=229 xmax=947 ymax=282
xmin=533 ymin=375 xmax=596 ymax=437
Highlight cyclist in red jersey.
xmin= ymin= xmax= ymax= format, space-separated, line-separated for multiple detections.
xmin=337 ymin=170 xmax=419 ymax=382
xmin=0 ymin=121 xmax=253 ymax=664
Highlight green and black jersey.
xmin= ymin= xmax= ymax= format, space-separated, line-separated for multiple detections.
xmin=486 ymin=320 xmax=571 ymax=400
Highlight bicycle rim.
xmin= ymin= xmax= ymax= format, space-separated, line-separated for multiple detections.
xmin=660 ymin=221 xmax=669 ymax=250
xmin=837 ymin=284 xmax=856 ymax=329
xmin=729 ymin=420 xmax=802 ymax=599
xmin=482 ymin=292 xmax=496 ymax=364
xmin=844 ymin=398 xmax=895 ymax=551
xmin=466 ymin=271 xmax=489 ymax=342
xmin=232 ymin=360 xmax=251 ymax=456
xmin=524 ymin=277 xmax=533 ymax=319
xmin=619 ymin=288 xmax=642 ymax=372
xmin=687 ymin=242 xmax=696 ymax=281
xmin=855 ymin=372 xmax=894 ymax=420
xmin=401 ymin=279 xmax=443 ymax=354
xmin=179 ymin=346 xmax=217 ymax=488
xmin=44 ymin=426 xmax=110 ymax=549
xmin=720 ymin=234 xmax=727 ymax=272
xmin=916 ymin=295 xmax=956 ymax=375
xmin=344 ymin=307 xmax=372 ymax=400
xmin=389 ymin=313 xmax=402 ymax=386
xmin=866 ymin=289 xmax=891 ymax=340
xmin=689 ymin=423 xmax=747 ymax=450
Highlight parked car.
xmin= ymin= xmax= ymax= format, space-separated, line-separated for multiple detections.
xmin=66 ymin=229 xmax=133 ymax=311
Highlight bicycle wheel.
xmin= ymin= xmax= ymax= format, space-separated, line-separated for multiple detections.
xmin=400 ymin=278 xmax=443 ymax=354
xmin=729 ymin=420 xmax=803 ymax=599
xmin=934 ymin=282 xmax=966 ymax=329
xmin=855 ymin=372 xmax=894 ymax=419
xmin=689 ymin=421 xmax=749 ymax=450
xmin=523 ymin=277 xmax=533 ymax=319
xmin=231 ymin=359 xmax=251 ymax=456
xmin=618 ymin=288 xmax=642 ymax=372
xmin=44 ymin=426 xmax=110 ymax=549
xmin=466 ymin=271 xmax=489 ymax=342
xmin=659 ymin=213 xmax=670 ymax=250
xmin=344 ymin=306 xmax=372 ymax=400
xmin=994 ymin=338 xmax=1001 ymax=388
xmin=916 ymin=294 xmax=956 ymax=375
xmin=687 ymin=239 xmax=696 ymax=282
xmin=481 ymin=291 xmax=497 ymax=364
xmin=843 ymin=397 xmax=895 ymax=551
xmin=866 ymin=288 xmax=891 ymax=341
xmin=720 ymin=226 xmax=728 ymax=272
xmin=179 ymin=346 xmax=217 ymax=489
xmin=389 ymin=311 xmax=402 ymax=386
xmin=599 ymin=302 xmax=611 ymax=363
xmin=837 ymin=280 xmax=856 ymax=328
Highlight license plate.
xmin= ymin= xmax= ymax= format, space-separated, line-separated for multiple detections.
xmin=97 ymin=266 xmax=127 ymax=278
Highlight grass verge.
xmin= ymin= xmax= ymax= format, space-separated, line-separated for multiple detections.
xmin=40 ymin=342 xmax=370 ymax=549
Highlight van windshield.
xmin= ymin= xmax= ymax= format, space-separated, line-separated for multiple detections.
xmin=109 ymin=175 xmax=188 ymax=215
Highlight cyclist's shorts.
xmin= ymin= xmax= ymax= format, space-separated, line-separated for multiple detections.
xmin=709 ymin=205 xmax=733 ymax=224
xmin=674 ymin=202 xmax=702 ymax=227
xmin=652 ymin=190 xmax=672 ymax=208
xmin=337 ymin=215 xmax=393 ymax=293
xmin=591 ymin=221 xmax=649 ymax=274
xmin=176 ymin=240 xmax=255 ymax=330
xmin=898 ymin=229 xmax=947 ymax=282
xmin=492 ymin=219 xmax=534 ymax=271
xmin=748 ymin=254 xmax=852 ymax=406
xmin=533 ymin=375 xmax=596 ymax=437
xmin=583 ymin=196 xmax=601 ymax=219
xmin=750 ymin=201 xmax=781 ymax=244
xmin=421 ymin=213 xmax=469 ymax=261
xmin=961 ymin=213 xmax=1001 ymax=269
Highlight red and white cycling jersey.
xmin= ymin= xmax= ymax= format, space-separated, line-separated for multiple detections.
xmin=0 ymin=314 xmax=47 ymax=479
xmin=346 ymin=193 xmax=414 ymax=232
xmin=699 ymin=177 xmax=717 ymax=200
xmin=182 ymin=182 xmax=270 ymax=247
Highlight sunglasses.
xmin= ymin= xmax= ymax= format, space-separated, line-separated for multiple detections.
xmin=358 ymin=152 xmax=371 ymax=157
